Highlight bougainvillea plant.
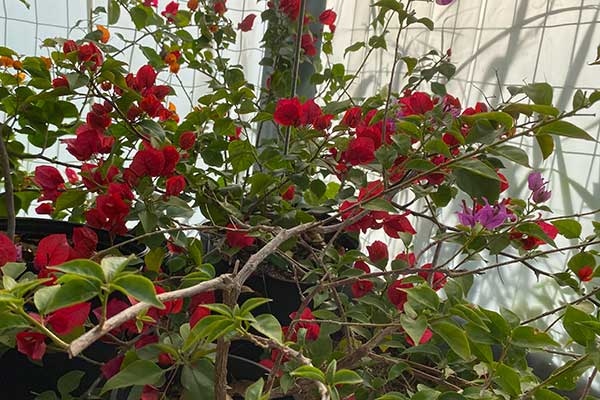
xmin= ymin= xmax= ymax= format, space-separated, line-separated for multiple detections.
xmin=0 ymin=0 xmax=599 ymax=399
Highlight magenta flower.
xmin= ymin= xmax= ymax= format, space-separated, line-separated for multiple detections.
xmin=457 ymin=200 xmax=514 ymax=230
xmin=528 ymin=172 xmax=551 ymax=204
xmin=436 ymin=0 xmax=456 ymax=5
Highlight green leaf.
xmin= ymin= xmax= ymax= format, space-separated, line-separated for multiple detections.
xmin=517 ymin=222 xmax=556 ymax=247
xmin=0 ymin=312 xmax=29 ymax=331
xmin=181 ymin=360 xmax=214 ymax=399
xmin=244 ymin=378 xmax=265 ymax=400
xmin=34 ymin=285 xmax=60 ymax=315
xmin=536 ymin=133 xmax=554 ymax=160
xmin=400 ymin=314 xmax=427 ymax=346
xmin=376 ymin=393 xmax=409 ymax=400
xmin=108 ymin=0 xmax=120 ymax=24
xmin=462 ymin=112 xmax=514 ymax=130
xmin=511 ymin=326 xmax=559 ymax=348
xmin=138 ymin=119 xmax=166 ymax=141
xmin=402 ymin=57 xmax=417 ymax=76
xmin=551 ymin=219 xmax=582 ymax=239
xmin=57 ymin=370 xmax=85 ymax=396
xmin=567 ymin=252 xmax=596 ymax=273
xmin=49 ymin=259 xmax=104 ymax=282
xmin=184 ymin=315 xmax=235 ymax=350
xmin=363 ymin=198 xmax=398 ymax=213
xmin=333 ymin=370 xmax=363 ymax=385
xmin=533 ymin=389 xmax=567 ymax=400
xmin=524 ymin=83 xmax=553 ymax=105
xmin=2 ymin=262 xmax=26 ymax=279
xmin=239 ymin=298 xmax=272 ymax=316
xmin=453 ymin=164 xmax=501 ymax=202
xmin=562 ymin=305 xmax=596 ymax=345
xmin=407 ymin=285 xmax=440 ymax=310
xmin=291 ymin=365 xmax=326 ymax=383
xmin=111 ymin=274 xmax=164 ymax=309
xmin=503 ymin=103 xmax=559 ymax=117
xmin=405 ymin=158 xmax=436 ymax=171
xmin=47 ymin=279 xmax=100 ymax=313
xmin=144 ymin=247 xmax=165 ymax=272
xmin=251 ymin=314 xmax=283 ymax=343
xmin=100 ymin=256 xmax=129 ymax=282
xmin=488 ymin=145 xmax=530 ymax=167
xmin=494 ymin=363 xmax=521 ymax=396
xmin=538 ymin=120 xmax=595 ymax=141
xmin=417 ymin=17 xmax=434 ymax=31
xmin=344 ymin=41 xmax=365 ymax=57
xmin=55 ymin=190 xmax=87 ymax=212
xmin=101 ymin=360 xmax=163 ymax=393
xmin=454 ymin=159 xmax=501 ymax=181
xmin=228 ymin=140 xmax=255 ymax=173
xmin=430 ymin=321 xmax=471 ymax=360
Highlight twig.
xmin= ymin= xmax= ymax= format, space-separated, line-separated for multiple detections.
xmin=338 ymin=326 xmax=397 ymax=369
xmin=520 ymin=287 xmax=600 ymax=326
xmin=246 ymin=334 xmax=330 ymax=400
xmin=0 ymin=124 xmax=16 ymax=240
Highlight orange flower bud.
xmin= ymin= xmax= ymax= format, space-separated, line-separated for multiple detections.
xmin=12 ymin=60 xmax=22 ymax=70
xmin=96 ymin=25 xmax=110 ymax=43
xmin=169 ymin=62 xmax=180 ymax=74
xmin=209 ymin=24 xmax=218 ymax=33
xmin=15 ymin=72 xmax=26 ymax=83
xmin=164 ymin=52 xmax=177 ymax=65
xmin=0 ymin=56 xmax=14 ymax=67
xmin=40 ymin=56 xmax=52 ymax=69
xmin=187 ymin=0 xmax=199 ymax=10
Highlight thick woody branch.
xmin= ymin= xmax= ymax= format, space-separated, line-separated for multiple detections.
xmin=68 ymin=274 xmax=234 ymax=357
xmin=69 ymin=221 xmax=319 ymax=358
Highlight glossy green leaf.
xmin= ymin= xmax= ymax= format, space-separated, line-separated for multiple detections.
xmin=49 ymin=259 xmax=104 ymax=282
xmin=430 ymin=321 xmax=471 ymax=360
xmin=517 ymin=222 xmax=556 ymax=247
xmin=101 ymin=360 xmax=163 ymax=393
xmin=100 ymin=256 xmax=129 ymax=282
xmin=111 ymin=274 xmax=164 ymax=309
xmin=550 ymin=219 xmax=582 ymax=239
xmin=538 ymin=120 xmax=595 ymax=141
xmin=511 ymin=326 xmax=559 ymax=348
xmin=291 ymin=365 xmax=326 ymax=383
xmin=47 ymin=278 xmax=100 ymax=313
xmin=54 ymin=190 xmax=86 ymax=212
xmin=333 ymin=369 xmax=363 ymax=385
xmin=251 ymin=314 xmax=283 ymax=343
xmin=524 ymin=83 xmax=553 ymax=105
xmin=494 ymin=363 xmax=521 ymax=396
xmin=562 ymin=305 xmax=596 ymax=345
xmin=488 ymin=145 xmax=530 ymax=167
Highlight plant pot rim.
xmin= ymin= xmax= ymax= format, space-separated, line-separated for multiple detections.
xmin=0 ymin=217 xmax=148 ymax=257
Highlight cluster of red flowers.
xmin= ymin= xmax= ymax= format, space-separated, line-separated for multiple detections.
xmin=60 ymin=39 xmax=103 ymax=71
xmin=340 ymin=181 xmax=416 ymax=237
xmin=124 ymin=65 xmax=176 ymax=123
xmin=273 ymin=97 xmax=334 ymax=131
xmin=7 ymin=229 xmax=98 ymax=360
xmin=225 ymin=223 xmax=256 ymax=249
xmin=64 ymin=101 xmax=114 ymax=161
xmin=33 ymin=229 xmax=98 ymax=276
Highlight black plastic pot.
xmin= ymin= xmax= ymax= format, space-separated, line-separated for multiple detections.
xmin=0 ymin=218 xmax=147 ymax=399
